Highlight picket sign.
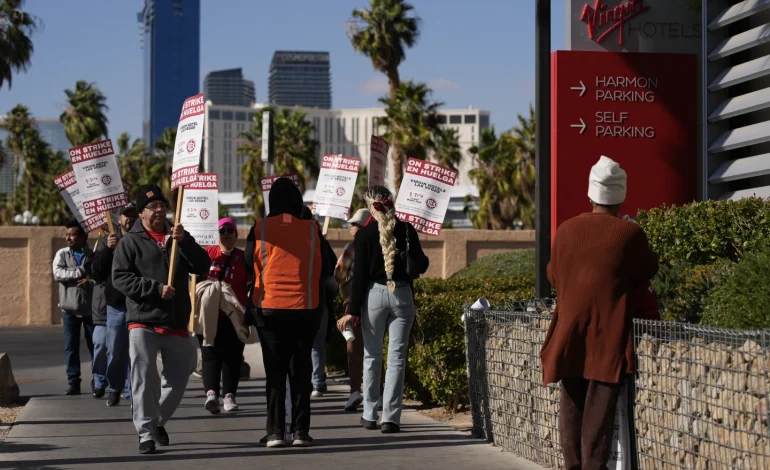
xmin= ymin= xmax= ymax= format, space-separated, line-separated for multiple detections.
xmin=167 ymin=93 xmax=205 ymax=286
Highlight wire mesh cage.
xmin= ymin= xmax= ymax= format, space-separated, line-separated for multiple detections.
xmin=633 ymin=320 xmax=770 ymax=470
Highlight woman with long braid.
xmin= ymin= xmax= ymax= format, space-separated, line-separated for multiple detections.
xmin=338 ymin=186 xmax=429 ymax=433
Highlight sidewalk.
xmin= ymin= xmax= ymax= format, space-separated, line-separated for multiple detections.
xmin=0 ymin=330 xmax=545 ymax=470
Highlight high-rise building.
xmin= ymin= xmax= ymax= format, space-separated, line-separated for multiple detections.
xmin=204 ymin=68 xmax=256 ymax=107
xmin=0 ymin=118 xmax=70 ymax=197
xmin=137 ymin=0 xmax=200 ymax=148
xmin=268 ymin=51 xmax=331 ymax=109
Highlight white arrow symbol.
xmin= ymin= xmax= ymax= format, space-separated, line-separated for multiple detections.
xmin=570 ymin=80 xmax=586 ymax=97
xmin=570 ymin=118 xmax=586 ymax=134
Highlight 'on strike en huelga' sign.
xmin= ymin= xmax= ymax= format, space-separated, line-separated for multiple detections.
xmin=69 ymin=139 xmax=126 ymax=217
xmin=312 ymin=154 xmax=360 ymax=220
xmin=369 ymin=135 xmax=388 ymax=188
xmin=395 ymin=158 xmax=457 ymax=236
xmin=54 ymin=170 xmax=106 ymax=232
xmin=171 ymin=93 xmax=205 ymax=190
xmin=181 ymin=173 xmax=219 ymax=247
xmin=261 ymin=174 xmax=300 ymax=215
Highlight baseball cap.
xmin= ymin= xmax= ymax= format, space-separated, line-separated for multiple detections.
xmin=218 ymin=218 xmax=236 ymax=229
xmin=120 ymin=203 xmax=137 ymax=215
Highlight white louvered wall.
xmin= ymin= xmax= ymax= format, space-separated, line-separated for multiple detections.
xmin=706 ymin=0 xmax=770 ymax=200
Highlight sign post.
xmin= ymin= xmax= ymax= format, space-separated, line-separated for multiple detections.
xmin=550 ymin=50 xmax=697 ymax=239
xmin=394 ymin=158 xmax=457 ymax=236
xmin=312 ymin=154 xmax=361 ymax=234
xmin=168 ymin=93 xmax=205 ymax=286
xmin=262 ymin=110 xmax=274 ymax=177
xmin=369 ymin=135 xmax=388 ymax=188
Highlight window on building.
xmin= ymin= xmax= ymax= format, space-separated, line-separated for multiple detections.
xmin=210 ymin=110 xmax=221 ymax=120
xmin=247 ymin=113 xmax=255 ymax=122
xmin=222 ymin=111 xmax=233 ymax=120
xmin=449 ymin=115 xmax=462 ymax=124
xmin=464 ymin=115 xmax=477 ymax=124
xmin=480 ymin=114 xmax=490 ymax=130
xmin=235 ymin=112 xmax=246 ymax=121
xmin=438 ymin=115 xmax=447 ymax=124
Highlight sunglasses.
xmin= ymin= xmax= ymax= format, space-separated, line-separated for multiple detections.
xmin=145 ymin=203 xmax=167 ymax=212
xmin=219 ymin=227 xmax=235 ymax=234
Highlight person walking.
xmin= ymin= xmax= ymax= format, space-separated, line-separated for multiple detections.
xmin=334 ymin=208 xmax=369 ymax=412
xmin=540 ymin=156 xmax=658 ymax=470
xmin=338 ymin=186 xmax=429 ymax=434
xmin=53 ymin=219 xmax=96 ymax=396
xmin=91 ymin=204 xmax=139 ymax=406
xmin=112 ymin=184 xmax=211 ymax=455
xmin=199 ymin=218 xmax=251 ymax=414
xmin=244 ymin=178 xmax=334 ymax=448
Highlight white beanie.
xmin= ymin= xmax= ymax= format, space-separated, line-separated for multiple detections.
xmin=588 ymin=156 xmax=627 ymax=205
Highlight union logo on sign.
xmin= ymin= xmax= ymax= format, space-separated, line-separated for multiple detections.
xmin=426 ymin=198 xmax=437 ymax=209
xmin=336 ymin=187 xmax=345 ymax=196
xmin=101 ymin=175 xmax=112 ymax=186
xmin=186 ymin=139 xmax=196 ymax=153
xmin=200 ymin=208 xmax=210 ymax=220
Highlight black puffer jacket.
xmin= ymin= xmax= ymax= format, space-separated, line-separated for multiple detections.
xmin=112 ymin=220 xmax=211 ymax=329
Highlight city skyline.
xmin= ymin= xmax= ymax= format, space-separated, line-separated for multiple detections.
xmin=0 ymin=1 xmax=567 ymax=144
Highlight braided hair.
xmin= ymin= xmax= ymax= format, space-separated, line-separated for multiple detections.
xmin=364 ymin=186 xmax=398 ymax=292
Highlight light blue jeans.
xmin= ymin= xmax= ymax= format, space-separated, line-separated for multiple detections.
xmin=311 ymin=304 xmax=328 ymax=388
xmin=361 ymin=282 xmax=415 ymax=425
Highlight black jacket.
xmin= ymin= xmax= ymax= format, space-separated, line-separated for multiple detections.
xmin=112 ymin=220 xmax=211 ymax=329
xmin=347 ymin=220 xmax=429 ymax=316
xmin=90 ymin=237 xmax=123 ymax=325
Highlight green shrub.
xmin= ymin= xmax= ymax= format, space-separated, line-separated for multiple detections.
xmin=652 ymin=260 xmax=733 ymax=323
xmin=451 ymin=250 xmax=535 ymax=280
xmin=702 ymin=250 xmax=770 ymax=329
xmin=637 ymin=198 xmax=770 ymax=265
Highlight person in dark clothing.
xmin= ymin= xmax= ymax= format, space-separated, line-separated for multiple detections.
xmin=338 ymin=186 xmax=429 ymax=434
xmin=91 ymin=204 xmax=139 ymax=406
xmin=53 ymin=219 xmax=95 ymax=396
xmin=112 ymin=184 xmax=211 ymax=454
xmin=244 ymin=178 xmax=334 ymax=448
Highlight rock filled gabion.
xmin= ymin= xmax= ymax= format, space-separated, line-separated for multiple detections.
xmin=470 ymin=312 xmax=770 ymax=470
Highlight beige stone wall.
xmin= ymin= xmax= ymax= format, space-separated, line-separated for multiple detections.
xmin=0 ymin=227 xmax=534 ymax=326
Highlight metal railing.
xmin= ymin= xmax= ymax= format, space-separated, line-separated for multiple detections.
xmin=464 ymin=300 xmax=770 ymax=470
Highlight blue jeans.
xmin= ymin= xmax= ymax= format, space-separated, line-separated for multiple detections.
xmin=62 ymin=311 xmax=95 ymax=387
xmin=91 ymin=306 xmax=131 ymax=394
xmin=92 ymin=325 xmax=108 ymax=390
xmin=361 ymin=282 xmax=415 ymax=425
xmin=311 ymin=304 xmax=328 ymax=388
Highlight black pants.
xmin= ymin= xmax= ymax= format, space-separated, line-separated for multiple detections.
xmin=257 ymin=310 xmax=318 ymax=436
xmin=198 ymin=316 xmax=245 ymax=397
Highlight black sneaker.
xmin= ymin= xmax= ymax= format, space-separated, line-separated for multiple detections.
xmin=360 ymin=417 xmax=379 ymax=430
xmin=292 ymin=431 xmax=314 ymax=447
xmin=93 ymin=388 xmax=106 ymax=399
xmin=381 ymin=422 xmax=400 ymax=434
xmin=64 ymin=385 xmax=80 ymax=396
xmin=155 ymin=426 xmax=169 ymax=446
xmin=106 ymin=391 xmax=121 ymax=407
xmin=139 ymin=440 xmax=156 ymax=454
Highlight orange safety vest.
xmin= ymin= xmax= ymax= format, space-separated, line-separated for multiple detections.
xmin=252 ymin=215 xmax=322 ymax=310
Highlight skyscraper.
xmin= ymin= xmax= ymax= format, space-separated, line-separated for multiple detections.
xmin=137 ymin=0 xmax=200 ymax=148
xmin=268 ymin=51 xmax=331 ymax=109
xmin=204 ymin=68 xmax=256 ymax=106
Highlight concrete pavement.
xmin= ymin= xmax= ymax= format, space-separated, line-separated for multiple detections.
xmin=0 ymin=326 xmax=545 ymax=470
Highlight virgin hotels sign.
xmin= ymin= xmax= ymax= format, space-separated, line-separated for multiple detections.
xmin=567 ymin=0 xmax=701 ymax=54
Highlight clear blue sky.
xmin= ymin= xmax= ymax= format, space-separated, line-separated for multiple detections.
xmin=0 ymin=0 xmax=566 ymax=141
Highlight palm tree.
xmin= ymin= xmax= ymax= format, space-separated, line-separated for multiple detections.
xmin=19 ymin=126 xmax=50 ymax=211
xmin=239 ymin=107 xmax=319 ymax=218
xmin=378 ymin=80 xmax=445 ymax=189
xmin=31 ymin=148 xmax=70 ymax=225
xmin=0 ymin=0 xmax=39 ymax=90
xmin=432 ymin=127 xmax=461 ymax=171
xmin=1 ymin=104 xmax=34 ymax=208
xmin=153 ymin=127 xmax=176 ymax=207
xmin=348 ymin=0 xmax=420 ymax=190
xmin=114 ymin=131 xmax=148 ymax=200
xmin=467 ymin=107 xmax=536 ymax=230
xmin=60 ymin=80 xmax=109 ymax=147
xmin=350 ymin=165 xmax=369 ymax=215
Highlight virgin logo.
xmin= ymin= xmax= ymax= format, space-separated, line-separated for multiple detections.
xmin=580 ymin=0 xmax=649 ymax=46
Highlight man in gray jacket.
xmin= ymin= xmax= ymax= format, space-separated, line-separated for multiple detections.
xmin=53 ymin=219 xmax=95 ymax=396
xmin=112 ymin=184 xmax=210 ymax=455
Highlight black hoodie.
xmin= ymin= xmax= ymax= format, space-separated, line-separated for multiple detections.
xmin=112 ymin=219 xmax=211 ymax=329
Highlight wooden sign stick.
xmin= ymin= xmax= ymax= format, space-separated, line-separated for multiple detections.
xmin=105 ymin=214 xmax=115 ymax=234
xmin=322 ymin=216 xmax=330 ymax=237
xmin=167 ymin=187 xmax=185 ymax=285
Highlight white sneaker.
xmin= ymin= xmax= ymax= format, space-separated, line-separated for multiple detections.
xmin=205 ymin=390 xmax=220 ymax=414
xmin=223 ymin=394 xmax=239 ymax=412
xmin=191 ymin=370 xmax=202 ymax=379
xmin=344 ymin=391 xmax=363 ymax=411
xmin=267 ymin=438 xmax=287 ymax=448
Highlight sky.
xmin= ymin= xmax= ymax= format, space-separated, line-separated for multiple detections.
xmin=0 ymin=0 xmax=566 ymax=142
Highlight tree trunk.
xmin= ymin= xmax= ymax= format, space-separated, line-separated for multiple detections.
xmin=24 ymin=177 xmax=31 ymax=213
xmin=11 ymin=153 xmax=19 ymax=210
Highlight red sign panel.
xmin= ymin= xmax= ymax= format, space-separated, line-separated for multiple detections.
xmin=551 ymin=50 xmax=697 ymax=240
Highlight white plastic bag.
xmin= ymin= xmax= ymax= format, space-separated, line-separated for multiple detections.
xmin=607 ymin=380 xmax=631 ymax=470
